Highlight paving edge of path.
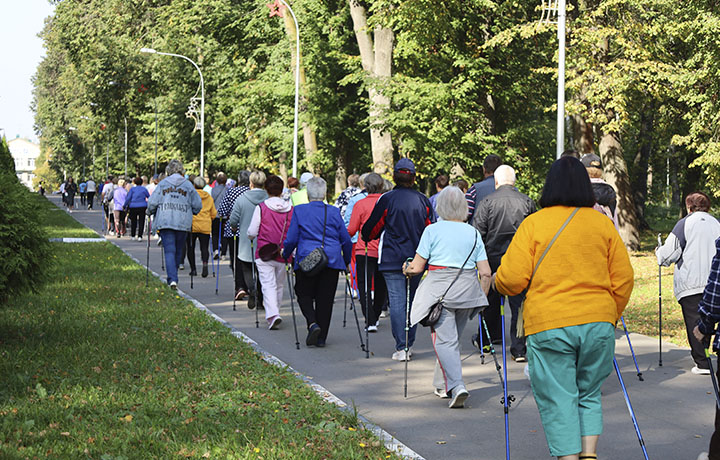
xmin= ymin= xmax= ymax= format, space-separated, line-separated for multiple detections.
xmin=55 ymin=221 xmax=426 ymax=460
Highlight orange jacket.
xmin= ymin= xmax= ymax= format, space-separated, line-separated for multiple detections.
xmin=192 ymin=189 xmax=217 ymax=234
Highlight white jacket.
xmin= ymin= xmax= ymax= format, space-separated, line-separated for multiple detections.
xmin=656 ymin=211 xmax=720 ymax=300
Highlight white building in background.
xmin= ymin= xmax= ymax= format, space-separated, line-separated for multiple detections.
xmin=8 ymin=137 xmax=40 ymax=189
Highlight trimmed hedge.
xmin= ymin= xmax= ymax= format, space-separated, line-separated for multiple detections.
xmin=0 ymin=138 xmax=49 ymax=302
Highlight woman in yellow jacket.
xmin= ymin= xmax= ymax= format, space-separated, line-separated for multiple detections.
xmin=187 ymin=176 xmax=217 ymax=277
xmin=495 ymin=156 xmax=634 ymax=460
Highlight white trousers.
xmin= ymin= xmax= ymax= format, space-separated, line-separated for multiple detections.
xmin=255 ymin=258 xmax=286 ymax=323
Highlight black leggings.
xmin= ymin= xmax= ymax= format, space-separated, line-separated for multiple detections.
xmin=356 ymin=255 xmax=387 ymax=326
xmin=186 ymin=232 xmax=210 ymax=272
xmin=128 ymin=207 xmax=147 ymax=238
xmin=295 ymin=268 xmax=339 ymax=341
xmin=680 ymin=293 xmax=708 ymax=369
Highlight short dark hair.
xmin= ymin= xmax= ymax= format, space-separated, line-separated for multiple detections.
xmin=434 ymin=174 xmax=449 ymax=189
xmin=216 ymin=172 xmax=227 ymax=185
xmin=561 ymin=149 xmax=580 ymax=159
xmin=539 ymin=156 xmax=596 ymax=208
xmin=483 ymin=155 xmax=502 ymax=175
xmin=237 ymin=170 xmax=251 ymax=187
xmin=287 ymin=177 xmax=299 ymax=189
xmin=393 ymin=170 xmax=415 ymax=188
xmin=265 ymin=175 xmax=284 ymax=197
xmin=133 ymin=176 xmax=143 ymax=186
xmin=686 ymin=192 xmax=711 ymax=213
xmin=364 ymin=173 xmax=384 ymax=194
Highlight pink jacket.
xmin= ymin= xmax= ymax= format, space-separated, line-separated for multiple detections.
xmin=248 ymin=197 xmax=293 ymax=262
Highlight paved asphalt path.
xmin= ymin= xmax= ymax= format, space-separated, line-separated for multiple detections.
xmin=53 ymin=195 xmax=717 ymax=459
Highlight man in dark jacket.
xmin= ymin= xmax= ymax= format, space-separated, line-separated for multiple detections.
xmin=472 ymin=165 xmax=536 ymax=360
xmin=211 ymin=172 xmax=228 ymax=260
xmin=465 ymin=154 xmax=503 ymax=222
xmin=361 ymin=158 xmax=435 ymax=361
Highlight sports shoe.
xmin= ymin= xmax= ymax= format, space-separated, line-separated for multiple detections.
xmin=169 ymin=281 xmax=177 ymax=290
xmin=392 ymin=349 xmax=411 ymax=361
xmin=306 ymin=323 xmax=321 ymax=346
xmin=697 ymin=452 xmax=709 ymax=460
xmin=268 ymin=316 xmax=282 ymax=330
xmin=512 ymin=354 xmax=527 ymax=363
xmin=367 ymin=324 xmax=378 ymax=333
xmin=448 ymin=386 xmax=469 ymax=408
xmin=189 ymin=269 xmax=197 ymax=277
xmin=247 ymin=295 xmax=256 ymax=310
xmin=692 ymin=366 xmax=711 ymax=375
xmin=201 ymin=263 xmax=209 ymax=278
xmin=316 ymin=338 xmax=326 ymax=347
xmin=213 ymin=250 xmax=219 ymax=260
xmin=380 ymin=310 xmax=388 ymax=318
xmin=179 ymin=264 xmax=185 ymax=270
xmin=235 ymin=289 xmax=248 ymax=301
xmin=434 ymin=388 xmax=450 ymax=399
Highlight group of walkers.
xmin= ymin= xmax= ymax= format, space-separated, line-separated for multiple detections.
xmin=78 ymin=151 xmax=720 ymax=460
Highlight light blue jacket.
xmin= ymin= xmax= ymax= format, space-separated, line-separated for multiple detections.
xmin=147 ymin=174 xmax=202 ymax=232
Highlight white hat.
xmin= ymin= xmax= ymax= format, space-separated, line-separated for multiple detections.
xmin=299 ymin=172 xmax=314 ymax=185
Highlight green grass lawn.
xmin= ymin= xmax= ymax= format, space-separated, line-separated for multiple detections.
xmin=36 ymin=194 xmax=101 ymax=239
xmin=0 ymin=200 xmax=398 ymax=459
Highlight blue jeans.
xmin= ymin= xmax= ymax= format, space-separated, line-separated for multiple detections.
xmin=159 ymin=229 xmax=188 ymax=284
xmin=382 ymin=270 xmax=421 ymax=351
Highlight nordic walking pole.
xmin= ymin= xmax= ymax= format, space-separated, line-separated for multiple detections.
xmin=251 ymin=239 xmax=259 ymax=328
xmin=658 ymin=233 xmax=663 ymax=367
xmin=703 ymin=337 xmax=720 ymax=409
xmin=344 ymin=273 xmax=366 ymax=351
xmin=404 ymin=259 xmax=412 ymax=399
xmin=478 ymin=314 xmax=486 ymax=364
xmin=287 ymin=265 xmax=300 ymax=350
xmin=501 ymin=296 xmax=511 ymax=460
xmin=215 ymin=220 xmax=221 ymax=295
xmin=364 ymin=246 xmax=370 ymax=359
xmin=145 ymin=218 xmax=151 ymax=287
xmin=343 ymin=275 xmax=348 ymax=328
xmin=232 ymin=236 xmax=238 ymax=311
xmin=160 ymin=240 xmax=165 ymax=272
xmin=613 ymin=357 xmax=650 ymax=460
xmin=620 ymin=316 xmax=644 ymax=381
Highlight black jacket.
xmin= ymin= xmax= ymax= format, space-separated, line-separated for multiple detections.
xmin=472 ymin=185 xmax=536 ymax=260
xmin=591 ymin=180 xmax=617 ymax=216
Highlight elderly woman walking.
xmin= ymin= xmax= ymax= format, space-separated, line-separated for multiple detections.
xmin=495 ymin=156 xmax=634 ymax=460
xmin=283 ymin=177 xmax=352 ymax=347
xmin=147 ymin=159 xmax=202 ymax=289
xmin=247 ymin=175 xmax=293 ymax=330
xmin=403 ymin=186 xmax=491 ymax=408
xmin=187 ymin=176 xmax=217 ymax=278
xmin=113 ymin=179 xmax=128 ymax=238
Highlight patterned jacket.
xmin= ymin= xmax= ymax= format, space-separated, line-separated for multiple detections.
xmin=697 ymin=237 xmax=720 ymax=352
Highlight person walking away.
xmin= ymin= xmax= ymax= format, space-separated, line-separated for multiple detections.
xmin=452 ymin=179 xmax=469 ymax=193
xmin=692 ymin=236 xmax=720 ymax=460
xmin=290 ymin=172 xmax=314 ymax=206
xmin=248 ymin=175 xmax=293 ymax=330
xmin=657 ymin=191 xmax=720 ymax=375
xmin=404 ymin=186 xmax=491 ymax=408
xmin=65 ymin=177 xmax=78 ymax=212
xmin=283 ymin=177 xmax=352 ymax=347
xmin=211 ymin=172 xmax=229 ymax=260
xmin=495 ymin=156 xmax=634 ymax=460
xmin=229 ymin=171 xmax=268 ymax=308
xmin=103 ymin=177 xmax=118 ymax=234
xmin=125 ymin=176 xmax=150 ymax=240
xmin=334 ymin=173 xmax=361 ymax=219
xmin=113 ymin=179 xmax=128 ymax=238
xmin=147 ymin=159 xmax=202 ymax=289
xmin=218 ymin=171 xmax=251 ymax=297
xmin=472 ymin=165 xmax=536 ymax=361
xmin=428 ymin=174 xmax=449 ymax=218
xmin=282 ymin=176 xmax=299 ymax=201
xmin=187 ymin=176 xmax=216 ymax=277
xmin=59 ymin=181 xmax=66 ymax=207
xmin=343 ymin=172 xmax=371 ymax=297
xmin=581 ymin=154 xmax=618 ymax=226
xmin=79 ymin=180 xmax=87 ymax=207
xmin=465 ymin=154 xmax=502 ymax=222
xmin=362 ymin=158 xmax=436 ymax=361
xmin=86 ymin=178 xmax=96 ymax=209
xmin=347 ymin=173 xmax=387 ymax=331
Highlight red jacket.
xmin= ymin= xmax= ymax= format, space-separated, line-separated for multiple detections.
xmin=347 ymin=194 xmax=382 ymax=257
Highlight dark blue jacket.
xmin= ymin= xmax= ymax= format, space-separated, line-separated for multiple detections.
xmin=361 ymin=186 xmax=435 ymax=272
xmin=283 ymin=201 xmax=352 ymax=271
xmin=125 ymin=185 xmax=150 ymax=208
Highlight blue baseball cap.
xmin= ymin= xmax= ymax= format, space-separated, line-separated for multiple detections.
xmin=394 ymin=158 xmax=415 ymax=174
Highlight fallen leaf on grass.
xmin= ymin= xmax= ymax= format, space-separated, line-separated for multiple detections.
xmin=60 ymin=432 xmax=70 ymax=436
xmin=121 ymin=414 xmax=133 ymax=422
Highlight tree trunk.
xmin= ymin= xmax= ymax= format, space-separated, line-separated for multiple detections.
xmin=572 ymin=114 xmax=594 ymax=154
xmin=335 ymin=148 xmax=348 ymax=199
xmin=599 ymin=129 xmax=641 ymax=250
xmin=632 ymin=109 xmax=653 ymax=229
xmin=349 ymin=1 xmax=394 ymax=174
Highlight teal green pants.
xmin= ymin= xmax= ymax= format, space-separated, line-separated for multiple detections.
xmin=527 ymin=322 xmax=615 ymax=457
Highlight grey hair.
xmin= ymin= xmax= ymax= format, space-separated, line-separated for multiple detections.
xmin=249 ymin=171 xmax=266 ymax=188
xmin=494 ymin=165 xmax=516 ymax=186
xmin=166 ymin=159 xmax=184 ymax=176
xmin=363 ymin=173 xmax=384 ymax=194
xmin=359 ymin=172 xmax=370 ymax=188
xmin=436 ymin=186 xmax=468 ymax=222
xmin=193 ymin=176 xmax=206 ymax=189
xmin=307 ymin=176 xmax=327 ymax=201
xmin=382 ymin=179 xmax=394 ymax=193
xmin=238 ymin=170 xmax=251 ymax=187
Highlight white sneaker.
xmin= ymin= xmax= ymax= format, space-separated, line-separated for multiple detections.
xmin=448 ymin=386 xmax=469 ymax=408
xmin=380 ymin=310 xmax=389 ymax=318
xmin=169 ymin=281 xmax=177 ymax=290
xmin=367 ymin=324 xmax=378 ymax=333
xmin=434 ymin=388 xmax=449 ymax=398
xmin=692 ymin=366 xmax=711 ymax=375
xmin=392 ymin=349 xmax=411 ymax=361
xmin=697 ymin=453 xmax=709 ymax=460
xmin=179 ymin=264 xmax=185 ymax=270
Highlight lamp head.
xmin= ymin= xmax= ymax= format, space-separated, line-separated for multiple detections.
xmin=140 ymin=47 xmax=157 ymax=54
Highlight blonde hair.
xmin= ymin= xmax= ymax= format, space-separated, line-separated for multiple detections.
xmin=250 ymin=171 xmax=266 ymax=187
xmin=118 ymin=179 xmax=126 ymax=187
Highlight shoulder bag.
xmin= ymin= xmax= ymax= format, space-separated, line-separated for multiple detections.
xmin=298 ymin=205 xmax=329 ymax=276
xmin=420 ymin=230 xmax=478 ymax=328
xmin=258 ymin=207 xmax=290 ymax=262
xmin=516 ymin=207 xmax=579 ymax=337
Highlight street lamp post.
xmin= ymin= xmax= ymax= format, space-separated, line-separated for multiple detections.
xmin=140 ymin=47 xmax=205 ymax=178
xmin=154 ymin=99 xmax=159 ymax=178
xmin=124 ymin=117 xmax=128 ymax=177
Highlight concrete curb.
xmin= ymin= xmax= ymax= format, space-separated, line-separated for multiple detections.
xmin=49 ymin=237 xmax=105 ymax=243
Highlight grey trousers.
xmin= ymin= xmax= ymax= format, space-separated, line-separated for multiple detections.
xmin=432 ymin=307 xmax=479 ymax=393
